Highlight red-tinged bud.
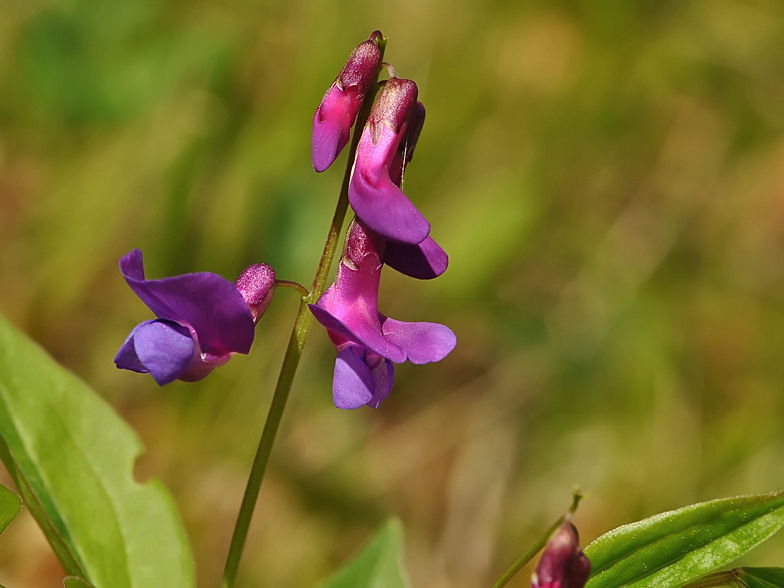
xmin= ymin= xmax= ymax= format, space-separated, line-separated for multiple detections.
xmin=366 ymin=78 xmax=418 ymax=142
xmin=312 ymin=31 xmax=383 ymax=172
xmin=389 ymin=101 xmax=425 ymax=186
xmin=531 ymin=522 xmax=591 ymax=588
xmin=234 ymin=263 xmax=276 ymax=323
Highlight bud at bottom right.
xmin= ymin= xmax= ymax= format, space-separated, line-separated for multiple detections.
xmin=531 ymin=522 xmax=591 ymax=588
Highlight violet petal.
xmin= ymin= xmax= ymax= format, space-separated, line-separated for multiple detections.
xmin=380 ymin=316 xmax=456 ymax=365
xmin=133 ymin=320 xmax=196 ymax=386
xmin=333 ymin=346 xmax=375 ymax=409
xmin=384 ymin=235 xmax=448 ymax=279
xmin=119 ymin=249 xmax=254 ymax=357
xmin=114 ymin=320 xmax=154 ymax=374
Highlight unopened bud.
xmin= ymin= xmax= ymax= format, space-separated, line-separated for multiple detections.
xmin=366 ymin=77 xmax=418 ymax=142
xmin=235 ymin=263 xmax=276 ymax=322
xmin=312 ymin=31 xmax=383 ymax=172
xmin=531 ymin=522 xmax=591 ymax=588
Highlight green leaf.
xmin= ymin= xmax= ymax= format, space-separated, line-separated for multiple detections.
xmin=63 ymin=577 xmax=96 ymax=588
xmin=318 ymin=518 xmax=410 ymax=588
xmin=0 ymin=483 xmax=21 ymax=535
xmin=0 ymin=315 xmax=194 ymax=588
xmin=585 ymin=492 xmax=784 ymax=588
xmin=740 ymin=568 xmax=784 ymax=588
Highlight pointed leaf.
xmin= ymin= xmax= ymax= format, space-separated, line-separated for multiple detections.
xmin=64 ymin=577 xmax=96 ymax=588
xmin=0 ymin=315 xmax=194 ymax=588
xmin=318 ymin=518 xmax=410 ymax=588
xmin=740 ymin=568 xmax=784 ymax=588
xmin=0 ymin=483 xmax=21 ymax=535
xmin=585 ymin=492 xmax=784 ymax=588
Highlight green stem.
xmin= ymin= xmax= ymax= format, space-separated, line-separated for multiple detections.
xmin=220 ymin=38 xmax=386 ymax=588
xmin=275 ymin=280 xmax=309 ymax=298
xmin=490 ymin=491 xmax=583 ymax=588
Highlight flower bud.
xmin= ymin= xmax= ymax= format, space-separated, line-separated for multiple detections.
xmin=366 ymin=77 xmax=418 ymax=142
xmin=235 ymin=263 xmax=276 ymax=322
xmin=312 ymin=31 xmax=383 ymax=172
xmin=531 ymin=522 xmax=591 ymax=588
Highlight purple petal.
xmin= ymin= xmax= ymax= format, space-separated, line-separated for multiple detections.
xmin=380 ymin=316 xmax=456 ymax=365
xmin=132 ymin=320 xmax=195 ymax=386
xmin=333 ymin=346 xmax=375 ymax=409
xmin=349 ymin=126 xmax=430 ymax=245
xmin=309 ymin=302 xmax=407 ymax=363
xmin=367 ymin=357 xmax=394 ymax=408
xmin=119 ymin=250 xmax=254 ymax=357
xmin=312 ymin=84 xmax=361 ymax=172
xmin=384 ymin=235 xmax=448 ymax=279
xmin=114 ymin=320 xmax=155 ymax=374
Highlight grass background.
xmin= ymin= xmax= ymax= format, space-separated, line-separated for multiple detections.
xmin=2 ymin=0 xmax=784 ymax=586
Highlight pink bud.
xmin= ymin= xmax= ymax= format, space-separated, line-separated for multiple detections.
xmin=312 ymin=31 xmax=383 ymax=172
xmin=234 ymin=263 xmax=276 ymax=323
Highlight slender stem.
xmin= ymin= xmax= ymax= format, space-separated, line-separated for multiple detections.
xmin=220 ymin=38 xmax=386 ymax=588
xmin=490 ymin=491 xmax=583 ymax=588
xmin=275 ymin=280 xmax=309 ymax=298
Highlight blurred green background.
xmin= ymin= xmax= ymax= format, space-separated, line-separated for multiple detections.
xmin=2 ymin=0 xmax=784 ymax=586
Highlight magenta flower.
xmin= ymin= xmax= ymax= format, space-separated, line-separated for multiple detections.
xmin=114 ymin=249 xmax=275 ymax=385
xmin=349 ymin=77 xmax=431 ymax=245
xmin=312 ymin=31 xmax=383 ymax=172
xmin=531 ymin=521 xmax=591 ymax=588
xmin=309 ymin=220 xmax=455 ymax=409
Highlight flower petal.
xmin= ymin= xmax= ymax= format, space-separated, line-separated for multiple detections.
xmin=114 ymin=320 xmax=155 ymax=374
xmin=384 ymin=235 xmax=448 ymax=279
xmin=367 ymin=357 xmax=394 ymax=408
xmin=309 ymin=303 xmax=407 ymax=363
xmin=119 ymin=249 xmax=254 ymax=357
xmin=349 ymin=126 xmax=430 ymax=245
xmin=333 ymin=346 xmax=375 ymax=409
xmin=380 ymin=316 xmax=457 ymax=365
xmin=133 ymin=320 xmax=196 ymax=386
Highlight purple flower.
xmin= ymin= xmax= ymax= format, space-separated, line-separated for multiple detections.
xmin=114 ymin=250 xmax=275 ymax=385
xmin=349 ymin=77 xmax=432 ymax=245
xmin=531 ymin=521 xmax=591 ymax=588
xmin=309 ymin=220 xmax=456 ymax=409
xmin=312 ymin=31 xmax=383 ymax=173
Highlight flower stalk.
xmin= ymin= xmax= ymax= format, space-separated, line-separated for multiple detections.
xmin=490 ymin=490 xmax=584 ymax=588
xmin=219 ymin=37 xmax=386 ymax=588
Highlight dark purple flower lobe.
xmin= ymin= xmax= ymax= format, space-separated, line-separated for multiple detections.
xmin=119 ymin=249 xmax=254 ymax=357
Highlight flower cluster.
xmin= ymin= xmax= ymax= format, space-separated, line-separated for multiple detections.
xmin=310 ymin=31 xmax=456 ymax=408
xmin=115 ymin=30 xmax=455 ymax=410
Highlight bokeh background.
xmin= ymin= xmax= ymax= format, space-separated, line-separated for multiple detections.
xmin=2 ymin=0 xmax=784 ymax=586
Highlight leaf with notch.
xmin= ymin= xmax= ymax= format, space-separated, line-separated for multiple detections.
xmin=0 ymin=315 xmax=194 ymax=588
